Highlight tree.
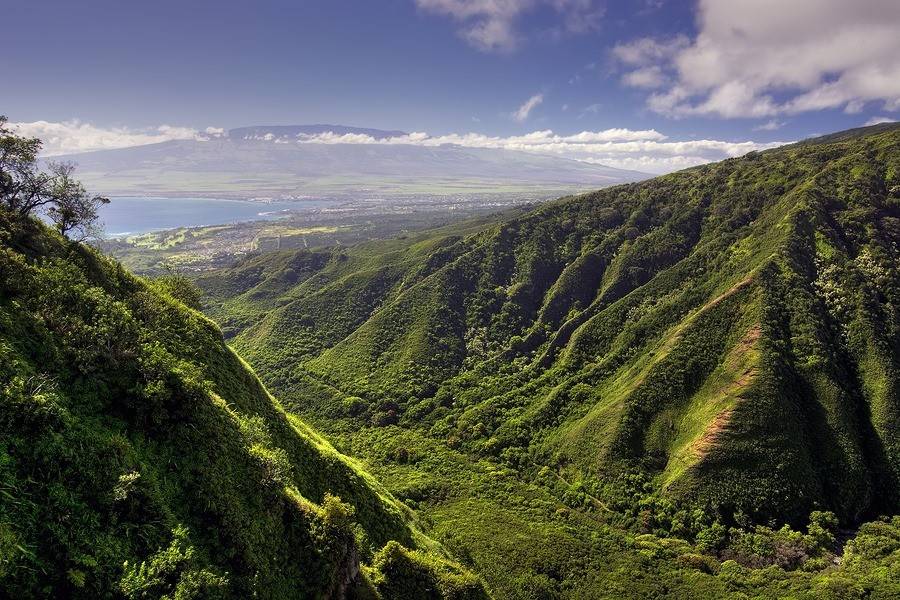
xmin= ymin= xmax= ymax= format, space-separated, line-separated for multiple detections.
xmin=0 ymin=116 xmax=47 ymax=215
xmin=43 ymin=162 xmax=110 ymax=240
xmin=0 ymin=115 xmax=109 ymax=239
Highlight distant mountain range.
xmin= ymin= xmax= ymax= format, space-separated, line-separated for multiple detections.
xmin=52 ymin=125 xmax=650 ymax=199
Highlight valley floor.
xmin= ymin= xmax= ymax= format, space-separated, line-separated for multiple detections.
xmin=262 ymin=373 xmax=900 ymax=599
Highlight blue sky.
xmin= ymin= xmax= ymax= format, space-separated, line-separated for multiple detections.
xmin=5 ymin=0 xmax=899 ymax=172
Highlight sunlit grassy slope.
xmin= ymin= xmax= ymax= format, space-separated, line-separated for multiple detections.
xmin=201 ymin=123 xmax=900 ymax=598
xmin=0 ymin=216 xmax=487 ymax=599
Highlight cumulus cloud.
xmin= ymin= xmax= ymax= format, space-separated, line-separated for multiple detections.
xmin=415 ymin=0 xmax=602 ymax=52
xmin=613 ymin=0 xmax=900 ymax=118
xmin=753 ymin=119 xmax=785 ymax=132
xmin=611 ymin=36 xmax=688 ymax=90
xmin=10 ymin=120 xmax=223 ymax=155
xmin=288 ymin=126 xmax=785 ymax=173
xmin=865 ymin=116 xmax=897 ymax=126
xmin=621 ymin=66 xmax=666 ymax=89
xmin=611 ymin=35 xmax=689 ymax=67
xmin=15 ymin=119 xmax=789 ymax=175
xmin=513 ymin=93 xmax=544 ymax=122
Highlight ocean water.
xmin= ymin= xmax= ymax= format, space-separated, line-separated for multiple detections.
xmin=98 ymin=197 xmax=332 ymax=236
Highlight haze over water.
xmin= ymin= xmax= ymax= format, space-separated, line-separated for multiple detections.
xmin=99 ymin=197 xmax=333 ymax=236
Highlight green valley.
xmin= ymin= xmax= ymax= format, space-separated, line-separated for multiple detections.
xmin=3 ymin=115 xmax=900 ymax=598
xmin=197 ymin=123 xmax=900 ymax=598
xmin=9 ymin=1 xmax=900 ymax=597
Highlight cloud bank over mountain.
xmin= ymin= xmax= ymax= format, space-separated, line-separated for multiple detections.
xmin=10 ymin=120 xmax=216 ymax=155
xmin=14 ymin=120 xmax=789 ymax=173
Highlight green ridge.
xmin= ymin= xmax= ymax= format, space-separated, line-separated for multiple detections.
xmin=203 ymin=124 xmax=900 ymax=598
xmin=0 ymin=214 xmax=487 ymax=599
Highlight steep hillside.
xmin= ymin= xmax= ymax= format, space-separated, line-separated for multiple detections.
xmin=203 ymin=124 xmax=900 ymax=597
xmin=0 ymin=214 xmax=486 ymax=599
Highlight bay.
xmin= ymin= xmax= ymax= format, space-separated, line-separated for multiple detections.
xmin=98 ymin=196 xmax=332 ymax=236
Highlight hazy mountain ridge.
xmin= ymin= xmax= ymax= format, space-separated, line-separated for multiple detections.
xmin=50 ymin=125 xmax=650 ymax=199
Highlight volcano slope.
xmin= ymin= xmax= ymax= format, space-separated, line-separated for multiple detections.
xmin=201 ymin=124 xmax=900 ymax=598
xmin=0 ymin=214 xmax=488 ymax=599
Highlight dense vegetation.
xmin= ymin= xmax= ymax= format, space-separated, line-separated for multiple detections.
xmin=201 ymin=124 xmax=900 ymax=598
xmin=0 ymin=126 xmax=487 ymax=598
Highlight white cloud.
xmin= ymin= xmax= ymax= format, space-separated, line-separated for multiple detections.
xmin=268 ymin=131 xmax=384 ymax=144
xmin=15 ymin=119 xmax=789 ymax=175
xmin=621 ymin=66 xmax=666 ymax=89
xmin=611 ymin=36 xmax=687 ymax=90
xmin=611 ymin=35 xmax=689 ymax=66
xmin=513 ymin=93 xmax=544 ymax=122
xmin=415 ymin=0 xmax=602 ymax=52
xmin=753 ymin=119 xmax=785 ymax=131
xmin=614 ymin=0 xmax=900 ymax=118
xmin=289 ymin=126 xmax=785 ymax=174
xmin=865 ymin=116 xmax=897 ymax=126
xmin=10 ymin=120 xmax=222 ymax=155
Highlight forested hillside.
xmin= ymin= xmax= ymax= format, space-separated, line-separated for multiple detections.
xmin=202 ymin=124 xmax=900 ymax=598
xmin=0 ymin=213 xmax=487 ymax=598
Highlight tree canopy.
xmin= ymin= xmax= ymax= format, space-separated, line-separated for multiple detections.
xmin=0 ymin=115 xmax=108 ymax=240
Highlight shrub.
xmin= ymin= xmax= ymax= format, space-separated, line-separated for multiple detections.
xmin=371 ymin=541 xmax=489 ymax=600
xmin=119 ymin=526 xmax=229 ymax=599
